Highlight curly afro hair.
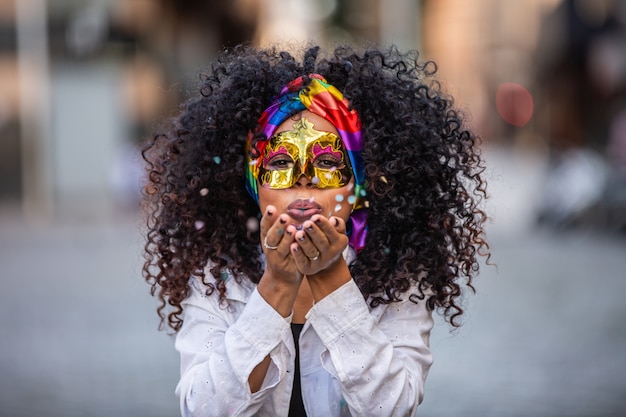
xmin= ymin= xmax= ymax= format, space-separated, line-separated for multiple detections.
xmin=142 ymin=44 xmax=489 ymax=332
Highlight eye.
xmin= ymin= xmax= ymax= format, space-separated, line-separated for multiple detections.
xmin=265 ymin=154 xmax=294 ymax=170
xmin=313 ymin=154 xmax=344 ymax=169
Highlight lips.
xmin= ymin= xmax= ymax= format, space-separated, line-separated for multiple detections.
xmin=287 ymin=199 xmax=322 ymax=222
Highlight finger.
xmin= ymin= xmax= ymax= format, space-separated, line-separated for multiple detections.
xmin=259 ymin=205 xmax=278 ymax=239
xmin=280 ymin=224 xmax=296 ymax=250
xmin=312 ymin=216 xmax=349 ymax=253
xmin=311 ymin=214 xmax=347 ymax=238
xmin=290 ymin=242 xmax=310 ymax=265
xmin=294 ymin=229 xmax=321 ymax=259
xmin=312 ymin=215 xmax=347 ymax=236
xmin=328 ymin=216 xmax=347 ymax=234
xmin=265 ymin=215 xmax=291 ymax=251
xmin=298 ymin=218 xmax=328 ymax=250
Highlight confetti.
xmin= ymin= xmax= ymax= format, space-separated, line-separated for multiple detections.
xmin=194 ymin=220 xmax=205 ymax=230
xmin=380 ymin=176 xmax=388 ymax=184
xmin=335 ymin=194 xmax=344 ymax=202
xmin=359 ymin=189 xmax=367 ymax=197
xmin=213 ymin=156 xmax=221 ymax=164
xmin=312 ymin=176 xmax=320 ymax=185
xmin=335 ymin=204 xmax=342 ymax=212
xmin=347 ymin=195 xmax=356 ymax=204
xmin=246 ymin=217 xmax=259 ymax=232
xmin=383 ymin=246 xmax=391 ymax=255
xmin=199 ymin=188 xmax=209 ymax=196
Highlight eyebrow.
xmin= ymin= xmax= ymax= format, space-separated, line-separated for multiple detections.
xmin=310 ymin=143 xmax=343 ymax=159
xmin=264 ymin=146 xmax=291 ymax=159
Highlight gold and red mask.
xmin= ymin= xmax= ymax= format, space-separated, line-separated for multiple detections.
xmin=258 ymin=117 xmax=353 ymax=190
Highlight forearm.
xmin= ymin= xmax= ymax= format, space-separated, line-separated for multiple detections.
xmin=323 ymin=320 xmax=427 ymax=416
xmin=249 ymin=272 xmax=301 ymax=392
xmin=177 ymin=287 xmax=293 ymax=416
xmin=306 ymin=280 xmax=434 ymax=416
xmin=177 ymin=335 xmax=278 ymax=417
xmin=256 ymin=272 xmax=300 ymax=318
xmin=248 ymin=355 xmax=272 ymax=393
xmin=306 ymin=257 xmax=352 ymax=302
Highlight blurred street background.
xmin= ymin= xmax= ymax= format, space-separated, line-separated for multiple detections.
xmin=1 ymin=0 xmax=625 ymax=416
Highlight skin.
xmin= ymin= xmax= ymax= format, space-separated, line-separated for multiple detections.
xmin=249 ymin=111 xmax=356 ymax=392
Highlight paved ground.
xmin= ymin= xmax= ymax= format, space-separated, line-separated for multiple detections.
xmin=1 ymin=147 xmax=625 ymax=417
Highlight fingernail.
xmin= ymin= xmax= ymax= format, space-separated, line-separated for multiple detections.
xmin=298 ymin=234 xmax=305 ymax=241
xmin=333 ymin=218 xmax=339 ymax=227
xmin=279 ymin=216 xmax=287 ymax=224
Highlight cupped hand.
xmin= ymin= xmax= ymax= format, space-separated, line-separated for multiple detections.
xmin=290 ymin=214 xmax=349 ymax=276
xmin=259 ymin=205 xmax=301 ymax=284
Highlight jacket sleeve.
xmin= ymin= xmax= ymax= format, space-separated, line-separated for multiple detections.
xmin=175 ymin=277 xmax=294 ymax=417
xmin=305 ymin=279 xmax=434 ymax=417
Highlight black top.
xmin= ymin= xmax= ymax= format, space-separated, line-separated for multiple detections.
xmin=288 ymin=323 xmax=307 ymax=417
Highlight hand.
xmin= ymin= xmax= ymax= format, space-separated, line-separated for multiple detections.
xmin=290 ymin=214 xmax=349 ymax=276
xmin=259 ymin=205 xmax=301 ymax=285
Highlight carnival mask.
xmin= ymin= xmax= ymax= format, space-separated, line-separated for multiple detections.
xmin=258 ymin=117 xmax=353 ymax=189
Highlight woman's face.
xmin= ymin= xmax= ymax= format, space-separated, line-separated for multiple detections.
xmin=257 ymin=110 xmax=355 ymax=226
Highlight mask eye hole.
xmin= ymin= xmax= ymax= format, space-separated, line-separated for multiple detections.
xmin=265 ymin=154 xmax=294 ymax=170
xmin=313 ymin=153 xmax=344 ymax=170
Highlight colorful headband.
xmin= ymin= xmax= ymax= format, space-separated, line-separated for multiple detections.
xmin=246 ymin=74 xmax=368 ymax=251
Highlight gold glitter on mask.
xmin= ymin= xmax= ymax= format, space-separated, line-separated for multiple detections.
xmin=258 ymin=117 xmax=352 ymax=189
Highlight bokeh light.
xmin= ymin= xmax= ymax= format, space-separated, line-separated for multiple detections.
xmin=495 ymin=82 xmax=534 ymax=127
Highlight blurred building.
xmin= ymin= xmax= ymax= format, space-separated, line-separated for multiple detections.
xmin=1 ymin=0 xmax=623 ymax=229
xmin=0 ymin=0 xmax=418 ymax=221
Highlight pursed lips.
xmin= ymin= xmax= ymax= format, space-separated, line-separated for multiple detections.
xmin=286 ymin=199 xmax=322 ymax=222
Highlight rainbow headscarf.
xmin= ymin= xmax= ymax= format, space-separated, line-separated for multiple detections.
xmin=246 ymin=74 xmax=368 ymax=251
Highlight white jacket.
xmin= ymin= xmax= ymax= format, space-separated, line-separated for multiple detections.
xmin=175 ymin=258 xmax=433 ymax=417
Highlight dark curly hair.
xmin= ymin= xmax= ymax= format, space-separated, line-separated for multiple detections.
xmin=142 ymin=44 xmax=489 ymax=332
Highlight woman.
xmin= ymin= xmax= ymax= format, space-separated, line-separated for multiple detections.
xmin=141 ymin=44 xmax=489 ymax=416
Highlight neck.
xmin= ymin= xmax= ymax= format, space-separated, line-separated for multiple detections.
xmin=292 ymin=277 xmax=314 ymax=324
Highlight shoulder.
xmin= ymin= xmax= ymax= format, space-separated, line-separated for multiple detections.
xmin=186 ymin=265 xmax=257 ymax=306
xmin=361 ymin=269 xmax=434 ymax=329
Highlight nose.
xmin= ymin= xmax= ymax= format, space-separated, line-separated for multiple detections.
xmin=294 ymin=173 xmax=315 ymax=188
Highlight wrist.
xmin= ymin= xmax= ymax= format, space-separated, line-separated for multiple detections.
xmin=306 ymin=258 xmax=351 ymax=302
xmin=257 ymin=272 xmax=301 ymax=317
